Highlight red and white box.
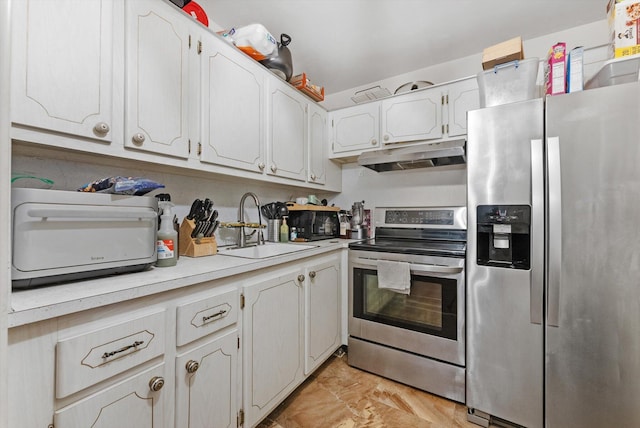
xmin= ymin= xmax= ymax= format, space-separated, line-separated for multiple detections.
xmin=545 ymin=42 xmax=567 ymax=95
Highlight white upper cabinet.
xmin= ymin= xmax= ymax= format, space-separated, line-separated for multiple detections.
xmin=200 ymin=35 xmax=266 ymax=173
xmin=443 ymin=77 xmax=480 ymax=137
xmin=329 ymin=77 xmax=479 ymax=158
xmin=380 ymin=89 xmax=442 ymax=144
xmin=308 ymin=102 xmax=328 ymax=185
xmin=11 ymin=0 xmax=114 ymax=142
xmin=125 ymin=0 xmax=192 ymax=158
xmin=268 ymin=78 xmax=307 ymax=181
xmin=329 ymin=102 xmax=380 ymax=156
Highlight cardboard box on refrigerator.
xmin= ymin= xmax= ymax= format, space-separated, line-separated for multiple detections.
xmin=567 ymin=46 xmax=584 ymax=92
xmin=482 ymin=36 xmax=525 ymax=70
xmin=608 ymin=0 xmax=640 ymax=58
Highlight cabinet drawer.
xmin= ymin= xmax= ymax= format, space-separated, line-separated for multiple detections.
xmin=176 ymin=288 xmax=238 ymax=346
xmin=56 ymin=310 xmax=166 ymax=399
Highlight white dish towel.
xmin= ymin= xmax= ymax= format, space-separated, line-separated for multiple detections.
xmin=377 ymin=260 xmax=411 ymax=295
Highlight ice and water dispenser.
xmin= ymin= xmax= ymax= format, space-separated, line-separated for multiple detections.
xmin=476 ymin=205 xmax=531 ymax=269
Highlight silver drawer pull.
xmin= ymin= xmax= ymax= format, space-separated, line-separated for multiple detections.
xmin=102 ymin=340 xmax=144 ymax=359
xmin=202 ymin=310 xmax=227 ymax=323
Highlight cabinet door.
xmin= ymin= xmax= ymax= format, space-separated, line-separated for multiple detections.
xmin=54 ymin=364 xmax=166 ymax=428
xmin=305 ymin=256 xmax=341 ymax=375
xmin=308 ymin=103 xmax=328 ymax=185
xmin=380 ymin=89 xmax=442 ymax=144
xmin=125 ymin=0 xmax=191 ymax=158
xmin=243 ymin=268 xmax=304 ymax=428
xmin=175 ymin=330 xmax=238 ymax=428
xmin=268 ymin=80 xmax=307 ymax=181
xmin=330 ymin=102 xmax=380 ymax=155
xmin=444 ymin=77 xmax=480 ymax=137
xmin=200 ymin=37 xmax=266 ymax=173
xmin=11 ymin=0 xmax=114 ymax=142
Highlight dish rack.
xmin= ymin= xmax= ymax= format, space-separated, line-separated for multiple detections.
xmin=290 ymin=73 xmax=324 ymax=102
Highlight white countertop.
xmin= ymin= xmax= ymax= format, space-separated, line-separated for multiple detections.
xmin=9 ymin=239 xmax=355 ymax=328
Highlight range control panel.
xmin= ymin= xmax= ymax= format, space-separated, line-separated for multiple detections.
xmin=375 ymin=206 xmax=467 ymax=230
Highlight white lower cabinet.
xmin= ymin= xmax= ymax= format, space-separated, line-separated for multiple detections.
xmin=305 ymin=256 xmax=341 ymax=375
xmin=8 ymin=252 xmax=342 ymax=428
xmin=242 ymin=253 xmax=342 ymax=428
xmin=242 ymin=266 xmax=305 ymax=428
xmin=175 ymin=330 xmax=238 ymax=428
xmin=54 ymin=363 xmax=167 ymax=428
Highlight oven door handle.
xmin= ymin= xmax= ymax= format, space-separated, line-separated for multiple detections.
xmin=408 ymin=263 xmax=463 ymax=274
xmin=352 ymin=257 xmax=463 ymax=275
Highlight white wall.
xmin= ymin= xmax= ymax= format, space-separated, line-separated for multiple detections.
xmin=11 ymin=145 xmax=316 ymax=247
xmin=323 ymin=20 xmax=610 ymax=110
xmin=327 ymin=163 xmax=466 ymax=214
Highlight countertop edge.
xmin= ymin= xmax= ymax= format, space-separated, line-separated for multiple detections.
xmin=9 ymin=239 xmax=355 ymax=328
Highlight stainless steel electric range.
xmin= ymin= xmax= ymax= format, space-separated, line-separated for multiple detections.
xmin=348 ymin=206 xmax=467 ymax=402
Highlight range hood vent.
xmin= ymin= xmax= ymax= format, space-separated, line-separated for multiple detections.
xmin=357 ymin=139 xmax=466 ymax=172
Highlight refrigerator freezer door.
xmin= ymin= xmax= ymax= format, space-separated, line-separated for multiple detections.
xmin=466 ymin=99 xmax=544 ymax=428
xmin=546 ymin=82 xmax=640 ymax=427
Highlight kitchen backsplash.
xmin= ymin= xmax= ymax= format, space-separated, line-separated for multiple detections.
xmin=11 ymin=146 xmax=325 ymax=247
xmin=329 ymin=162 xmax=466 ymax=217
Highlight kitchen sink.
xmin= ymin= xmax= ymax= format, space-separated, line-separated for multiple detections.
xmin=221 ymin=242 xmax=317 ymax=259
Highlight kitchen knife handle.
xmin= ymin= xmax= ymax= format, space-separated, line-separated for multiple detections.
xmin=547 ymin=136 xmax=562 ymax=327
xmin=529 ymin=139 xmax=544 ymax=325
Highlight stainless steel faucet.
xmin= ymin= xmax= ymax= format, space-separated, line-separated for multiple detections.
xmin=237 ymin=192 xmax=264 ymax=248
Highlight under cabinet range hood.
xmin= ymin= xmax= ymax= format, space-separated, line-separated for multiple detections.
xmin=357 ymin=139 xmax=466 ymax=172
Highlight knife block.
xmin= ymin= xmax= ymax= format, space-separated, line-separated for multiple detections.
xmin=178 ymin=218 xmax=217 ymax=257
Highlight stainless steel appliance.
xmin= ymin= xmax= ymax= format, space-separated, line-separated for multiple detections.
xmin=12 ymin=188 xmax=158 ymax=288
xmin=286 ymin=207 xmax=339 ymax=241
xmin=466 ymin=81 xmax=640 ymax=427
xmin=348 ymin=206 xmax=467 ymax=402
xmin=350 ymin=200 xmax=367 ymax=239
xmin=357 ymin=139 xmax=466 ymax=172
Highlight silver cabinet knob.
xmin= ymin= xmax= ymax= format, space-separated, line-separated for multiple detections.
xmin=132 ymin=133 xmax=146 ymax=145
xmin=297 ymin=274 xmax=305 ymax=283
xmin=185 ymin=360 xmax=200 ymax=374
xmin=309 ymin=271 xmax=316 ymax=279
xmin=383 ymin=134 xmax=389 ymax=141
xmin=149 ymin=376 xmax=165 ymax=392
xmin=258 ymin=162 xmax=265 ymax=171
xmin=310 ymin=173 xmax=316 ymax=181
xmin=371 ymin=139 xmax=377 ymax=145
xmin=270 ymin=164 xmax=277 ymax=173
xmin=93 ymin=122 xmax=110 ymax=136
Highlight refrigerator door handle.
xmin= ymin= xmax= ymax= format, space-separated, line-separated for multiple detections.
xmin=547 ymin=136 xmax=562 ymax=327
xmin=530 ymin=138 xmax=544 ymax=325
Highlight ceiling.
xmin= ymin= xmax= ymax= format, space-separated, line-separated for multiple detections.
xmin=197 ymin=0 xmax=606 ymax=95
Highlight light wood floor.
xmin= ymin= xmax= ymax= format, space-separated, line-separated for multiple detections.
xmin=257 ymin=350 xmax=482 ymax=428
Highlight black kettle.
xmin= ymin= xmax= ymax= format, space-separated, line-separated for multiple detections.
xmin=260 ymin=33 xmax=293 ymax=82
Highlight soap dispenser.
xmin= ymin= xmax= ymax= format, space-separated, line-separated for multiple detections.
xmin=280 ymin=217 xmax=289 ymax=242
xmin=156 ymin=201 xmax=178 ymax=267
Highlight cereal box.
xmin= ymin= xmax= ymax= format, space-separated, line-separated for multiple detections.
xmin=608 ymin=0 xmax=640 ymax=58
xmin=545 ymin=42 xmax=567 ymax=95
xmin=567 ymin=46 xmax=584 ymax=93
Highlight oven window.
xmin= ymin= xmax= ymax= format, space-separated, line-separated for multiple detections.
xmin=353 ymin=268 xmax=457 ymax=340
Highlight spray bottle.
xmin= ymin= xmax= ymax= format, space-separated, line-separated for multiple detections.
xmin=156 ymin=201 xmax=178 ymax=267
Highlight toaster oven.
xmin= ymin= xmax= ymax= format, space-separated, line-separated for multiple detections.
xmin=12 ymin=188 xmax=158 ymax=288
xmin=287 ymin=206 xmax=339 ymax=241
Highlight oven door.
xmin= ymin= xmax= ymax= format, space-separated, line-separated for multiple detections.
xmin=348 ymin=249 xmax=465 ymax=366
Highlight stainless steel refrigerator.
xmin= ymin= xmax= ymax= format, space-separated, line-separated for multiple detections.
xmin=466 ymin=81 xmax=640 ymax=428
